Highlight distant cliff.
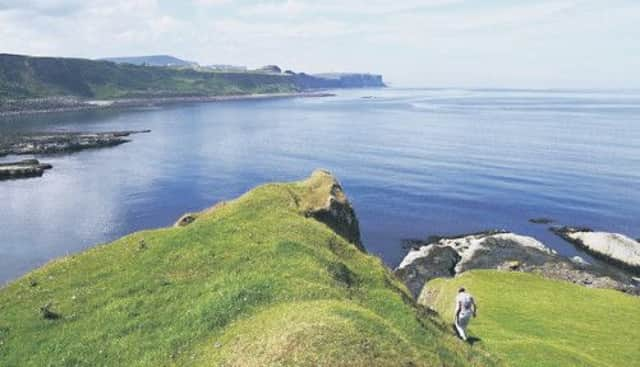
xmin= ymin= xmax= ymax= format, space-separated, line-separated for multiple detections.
xmin=312 ymin=73 xmax=385 ymax=88
xmin=293 ymin=72 xmax=385 ymax=89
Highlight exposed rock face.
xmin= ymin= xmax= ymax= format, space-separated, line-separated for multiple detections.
xmin=552 ymin=227 xmax=640 ymax=275
xmin=446 ymin=232 xmax=557 ymax=273
xmin=395 ymin=246 xmax=460 ymax=298
xmin=396 ymin=231 xmax=639 ymax=300
xmin=301 ymin=170 xmax=363 ymax=251
xmin=0 ymin=159 xmax=52 ymax=180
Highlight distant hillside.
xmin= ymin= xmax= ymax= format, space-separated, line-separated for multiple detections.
xmin=0 ymin=54 xmax=385 ymax=105
xmin=0 ymin=54 xmax=297 ymax=100
xmin=99 ymin=55 xmax=197 ymax=67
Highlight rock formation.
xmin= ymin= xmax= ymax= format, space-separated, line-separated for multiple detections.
xmin=396 ymin=231 xmax=639 ymax=299
xmin=0 ymin=159 xmax=52 ymax=180
xmin=552 ymin=227 xmax=640 ymax=275
xmin=0 ymin=130 xmax=150 ymax=157
xmin=299 ymin=170 xmax=363 ymax=251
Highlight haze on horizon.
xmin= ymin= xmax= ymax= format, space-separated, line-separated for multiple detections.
xmin=1 ymin=0 xmax=638 ymax=89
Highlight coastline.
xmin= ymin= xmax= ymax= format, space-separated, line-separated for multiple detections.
xmin=0 ymin=91 xmax=335 ymax=117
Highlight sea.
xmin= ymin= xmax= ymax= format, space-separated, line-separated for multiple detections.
xmin=1 ymin=88 xmax=639 ymax=283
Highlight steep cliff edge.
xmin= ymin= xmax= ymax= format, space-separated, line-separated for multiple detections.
xmin=0 ymin=171 xmax=494 ymax=367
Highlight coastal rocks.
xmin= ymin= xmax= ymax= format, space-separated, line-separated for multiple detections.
xmin=0 ymin=130 xmax=150 ymax=157
xmin=552 ymin=227 xmax=640 ymax=275
xmin=395 ymin=232 xmax=558 ymax=297
xmin=300 ymin=170 xmax=363 ymax=251
xmin=396 ymin=231 xmax=639 ymax=299
xmin=395 ymin=246 xmax=460 ymax=298
xmin=0 ymin=159 xmax=52 ymax=180
xmin=529 ymin=217 xmax=554 ymax=224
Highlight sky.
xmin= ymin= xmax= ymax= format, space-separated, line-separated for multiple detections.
xmin=0 ymin=0 xmax=638 ymax=88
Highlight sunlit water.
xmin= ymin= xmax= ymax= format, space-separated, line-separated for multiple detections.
xmin=1 ymin=88 xmax=639 ymax=283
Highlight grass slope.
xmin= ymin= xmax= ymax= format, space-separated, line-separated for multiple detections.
xmin=424 ymin=270 xmax=640 ymax=367
xmin=0 ymin=172 xmax=495 ymax=366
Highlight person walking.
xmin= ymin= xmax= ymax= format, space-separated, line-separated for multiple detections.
xmin=454 ymin=287 xmax=477 ymax=341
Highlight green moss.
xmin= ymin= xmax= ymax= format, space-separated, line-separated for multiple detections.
xmin=0 ymin=174 xmax=496 ymax=366
xmin=425 ymin=270 xmax=640 ymax=367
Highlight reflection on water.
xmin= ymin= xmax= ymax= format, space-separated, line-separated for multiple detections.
xmin=1 ymin=88 xmax=640 ymax=283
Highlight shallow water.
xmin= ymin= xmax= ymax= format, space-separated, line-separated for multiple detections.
xmin=1 ymin=88 xmax=639 ymax=283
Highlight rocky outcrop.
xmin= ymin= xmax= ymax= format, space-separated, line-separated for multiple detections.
xmin=0 ymin=130 xmax=150 ymax=157
xmin=300 ymin=170 xmax=363 ymax=251
xmin=552 ymin=227 xmax=640 ymax=275
xmin=395 ymin=246 xmax=460 ymax=298
xmin=396 ymin=231 xmax=639 ymax=299
xmin=173 ymin=201 xmax=228 ymax=228
xmin=0 ymin=159 xmax=52 ymax=180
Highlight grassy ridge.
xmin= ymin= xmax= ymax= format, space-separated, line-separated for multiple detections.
xmin=0 ymin=172 xmax=495 ymax=366
xmin=0 ymin=54 xmax=297 ymax=100
xmin=424 ymin=270 xmax=640 ymax=367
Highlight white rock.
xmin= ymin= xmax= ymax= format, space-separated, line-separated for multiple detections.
xmin=396 ymin=232 xmax=555 ymax=271
xmin=566 ymin=232 xmax=640 ymax=268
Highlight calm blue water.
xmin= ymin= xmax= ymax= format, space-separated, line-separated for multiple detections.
xmin=1 ymin=88 xmax=639 ymax=283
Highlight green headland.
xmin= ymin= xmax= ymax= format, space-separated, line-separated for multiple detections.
xmin=0 ymin=171 xmax=493 ymax=366
xmin=1 ymin=170 xmax=637 ymax=366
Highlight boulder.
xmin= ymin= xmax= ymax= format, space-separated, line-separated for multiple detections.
xmin=552 ymin=227 xmax=640 ymax=275
xmin=173 ymin=201 xmax=227 ymax=227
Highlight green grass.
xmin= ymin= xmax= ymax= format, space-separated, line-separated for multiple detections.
xmin=0 ymin=172 xmax=496 ymax=366
xmin=424 ymin=270 xmax=640 ymax=367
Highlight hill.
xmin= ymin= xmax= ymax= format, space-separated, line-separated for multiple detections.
xmin=0 ymin=171 xmax=494 ymax=366
xmin=98 ymin=55 xmax=197 ymax=67
xmin=0 ymin=54 xmax=297 ymax=101
xmin=0 ymin=54 xmax=385 ymax=106
xmin=424 ymin=270 xmax=640 ymax=367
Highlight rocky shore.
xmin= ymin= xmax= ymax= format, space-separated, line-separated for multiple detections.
xmin=0 ymin=92 xmax=334 ymax=117
xmin=395 ymin=230 xmax=639 ymax=300
xmin=552 ymin=226 xmax=640 ymax=275
xmin=0 ymin=130 xmax=150 ymax=157
xmin=0 ymin=159 xmax=52 ymax=180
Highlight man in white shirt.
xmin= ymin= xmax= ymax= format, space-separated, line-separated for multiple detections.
xmin=454 ymin=287 xmax=477 ymax=341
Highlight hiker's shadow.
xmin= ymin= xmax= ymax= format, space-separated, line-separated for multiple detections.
xmin=451 ymin=324 xmax=482 ymax=346
xmin=466 ymin=336 xmax=481 ymax=346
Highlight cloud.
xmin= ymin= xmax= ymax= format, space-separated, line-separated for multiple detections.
xmin=0 ymin=0 xmax=639 ymax=87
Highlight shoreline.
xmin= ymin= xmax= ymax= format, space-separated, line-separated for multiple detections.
xmin=0 ymin=91 xmax=335 ymax=117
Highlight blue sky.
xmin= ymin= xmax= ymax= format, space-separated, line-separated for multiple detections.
xmin=1 ymin=0 xmax=638 ymax=88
